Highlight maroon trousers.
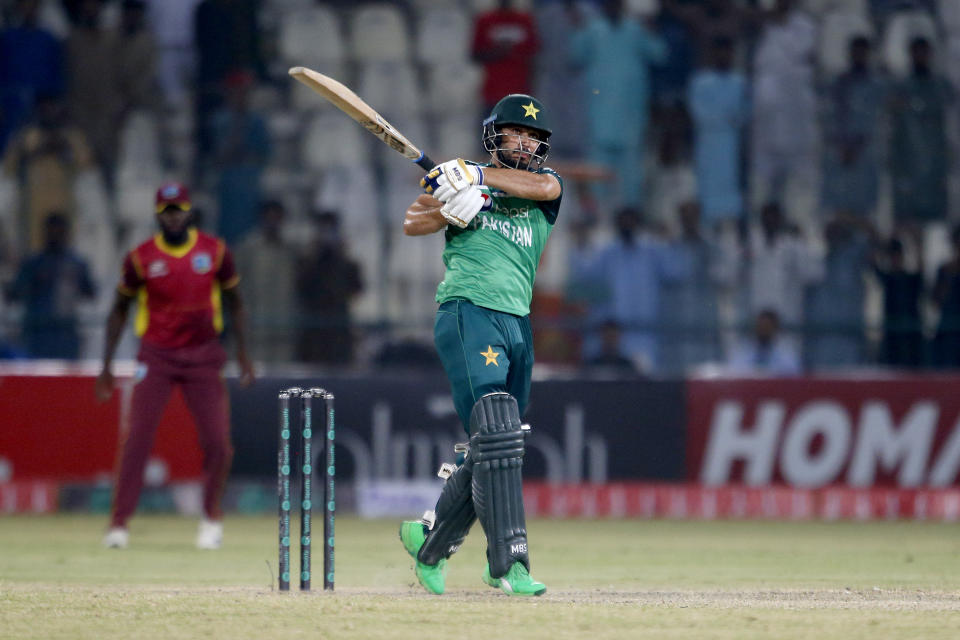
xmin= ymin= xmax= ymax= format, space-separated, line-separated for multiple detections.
xmin=110 ymin=340 xmax=232 ymax=528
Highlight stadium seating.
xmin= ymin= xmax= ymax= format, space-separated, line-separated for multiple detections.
xmin=115 ymin=110 xmax=164 ymax=245
xmin=413 ymin=5 xmax=472 ymax=63
xmin=881 ymin=8 xmax=938 ymax=76
xmin=431 ymin=115 xmax=485 ymax=164
xmin=803 ymin=0 xmax=868 ymax=15
xmin=817 ymin=9 xmax=875 ymax=77
xmin=312 ymin=164 xmax=383 ymax=323
xmin=937 ymin=0 xmax=960 ymax=35
xmin=277 ymin=4 xmax=345 ymax=71
xmin=356 ymin=60 xmax=423 ymax=119
xmin=348 ymin=4 xmax=410 ymax=63
xmin=422 ymin=62 xmax=482 ymax=116
xmin=301 ymin=110 xmax=371 ymax=172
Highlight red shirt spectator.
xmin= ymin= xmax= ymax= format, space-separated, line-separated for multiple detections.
xmin=471 ymin=0 xmax=540 ymax=110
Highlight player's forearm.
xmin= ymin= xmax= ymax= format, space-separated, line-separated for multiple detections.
xmin=404 ymin=195 xmax=447 ymax=236
xmin=100 ymin=307 xmax=128 ymax=370
xmin=482 ymin=167 xmax=561 ymax=201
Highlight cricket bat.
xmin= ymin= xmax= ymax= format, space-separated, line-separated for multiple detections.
xmin=289 ymin=66 xmax=435 ymax=171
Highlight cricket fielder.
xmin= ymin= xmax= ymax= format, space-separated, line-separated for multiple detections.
xmin=96 ymin=182 xmax=255 ymax=550
xmin=399 ymin=94 xmax=562 ymax=596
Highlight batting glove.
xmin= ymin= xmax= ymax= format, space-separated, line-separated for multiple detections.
xmin=421 ymin=159 xmax=484 ymax=203
xmin=440 ymin=185 xmax=492 ymax=228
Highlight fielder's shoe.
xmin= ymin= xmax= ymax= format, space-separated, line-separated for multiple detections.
xmin=196 ymin=518 xmax=223 ymax=550
xmin=489 ymin=561 xmax=546 ymax=597
xmin=399 ymin=520 xmax=446 ymax=595
xmin=102 ymin=527 xmax=129 ymax=549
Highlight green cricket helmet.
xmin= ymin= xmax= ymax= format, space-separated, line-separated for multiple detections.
xmin=482 ymin=94 xmax=551 ymax=171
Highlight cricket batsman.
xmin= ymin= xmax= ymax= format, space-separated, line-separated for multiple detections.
xmin=399 ymin=94 xmax=562 ymax=596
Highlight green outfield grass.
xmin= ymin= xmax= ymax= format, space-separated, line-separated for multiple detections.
xmin=1 ymin=515 xmax=959 ymax=639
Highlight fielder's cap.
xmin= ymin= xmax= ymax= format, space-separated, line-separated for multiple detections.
xmin=155 ymin=182 xmax=191 ymax=213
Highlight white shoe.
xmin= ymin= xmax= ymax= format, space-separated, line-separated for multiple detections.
xmin=103 ymin=527 xmax=129 ymax=549
xmin=196 ymin=518 xmax=223 ymax=550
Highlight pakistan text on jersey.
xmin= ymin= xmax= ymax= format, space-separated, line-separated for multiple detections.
xmin=479 ymin=215 xmax=534 ymax=247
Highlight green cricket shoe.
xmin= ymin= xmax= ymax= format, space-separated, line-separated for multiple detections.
xmin=483 ymin=561 xmax=547 ymax=597
xmin=481 ymin=563 xmax=500 ymax=588
xmin=399 ymin=521 xmax=446 ymax=595
xmin=399 ymin=521 xmax=425 ymax=559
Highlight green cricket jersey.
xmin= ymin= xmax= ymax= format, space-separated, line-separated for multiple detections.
xmin=435 ymin=163 xmax=563 ymax=316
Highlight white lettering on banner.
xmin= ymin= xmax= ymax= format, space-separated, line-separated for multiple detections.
xmin=700 ymin=398 xmax=960 ymax=487
xmin=336 ymin=401 xmax=607 ymax=483
xmin=848 ymin=401 xmax=937 ymax=487
xmin=701 ymin=401 xmax=782 ymax=485
xmin=781 ymin=401 xmax=851 ymax=487
xmin=929 ymin=414 xmax=960 ymax=486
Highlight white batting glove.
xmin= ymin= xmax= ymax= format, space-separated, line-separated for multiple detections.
xmin=421 ymin=159 xmax=484 ymax=203
xmin=440 ymin=185 xmax=491 ymax=228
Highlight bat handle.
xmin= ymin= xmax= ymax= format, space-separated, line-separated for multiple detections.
xmin=414 ymin=153 xmax=435 ymax=172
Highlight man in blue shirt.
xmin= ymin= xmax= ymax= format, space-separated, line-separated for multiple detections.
xmin=5 ymin=213 xmax=96 ymax=358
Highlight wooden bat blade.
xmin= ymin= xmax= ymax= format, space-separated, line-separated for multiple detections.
xmin=289 ymin=66 xmax=434 ymax=170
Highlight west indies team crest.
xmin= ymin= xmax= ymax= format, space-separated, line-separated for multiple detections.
xmin=192 ymin=252 xmax=212 ymax=274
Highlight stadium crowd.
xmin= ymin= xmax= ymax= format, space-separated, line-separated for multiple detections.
xmin=1 ymin=0 xmax=959 ymax=376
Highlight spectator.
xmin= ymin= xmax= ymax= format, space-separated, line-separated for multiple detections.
xmin=932 ymin=225 xmax=960 ymax=368
xmin=821 ymin=36 xmax=886 ymax=219
xmin=532 ymin=1 xmax=586 ymax=159
xmin=5 ymin=212 xmax=96 ymax=359
xmin=144 ymin=0 xmax=201 ymax=106
xmin=194 ymin=0 xmax=264 ymax=162
xmin=805 ymin=214 xmax=872 ymax=369
xmin=0 ymin=0 xmax=65 ymax=154
xmin=648 ymin=2 xmax=695 ymax=107
xmin=660 ymin=200 xmax=736 ymax=373
xmin=208 ymin=69 xmax=269 ymax=244
xmin=471 ymin=0 xmax=540 ymax=113
xmin=1 ymin=93 xmax=95 ymax=251
xmin=662 ymin=0 xmax=760 ymax=66
xmin=64 ymin=0 xmax=122 ymax=182
xmin=688 ymin=35 xmax=749 ymax=229
xmin=727 ymin=309 xmax=802 ymax=376
xmin=233 ymin=200 xmax=297 ymax=364
xmin=568 ymin=0 xmax=667 ymax=210
xmin=741 ymin=201 xmax=823 ymax=337
xmin=645 ymin=104 xmax=695 ymax=229
xmin=873 ymin=237 xmax=924 ymax=367
xmin=564 ymin=215 xmax=604 ymax=361
xmin=583 ymin=320 xmax=639 ymax=375
xmin=888 ymin=37 xmax=952 ymax=226
xmin=749 ymin=0 xmax=818 ymax=222
xmin=296 ymin=211 xmax=363 ymax=365
xmin=592 ymin=207 xmax=688 ymax=372
xmin=117 ymin=0 xmax=158 ymax=116
xmin=0 ymin=340 xmax=26 ymax=359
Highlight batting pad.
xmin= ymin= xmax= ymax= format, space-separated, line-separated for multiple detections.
xmin=418 ymin=454 xmax=477 ymax=566
xmin=469 ymin=392 xmax=529 ymax=579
